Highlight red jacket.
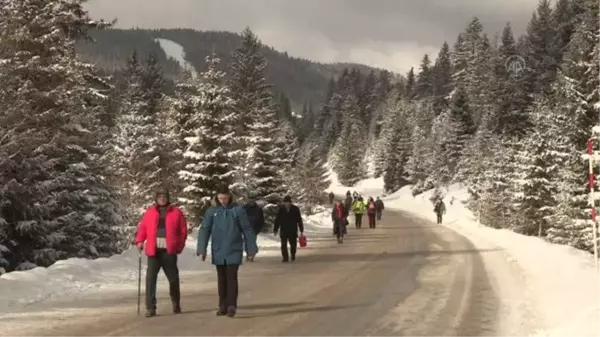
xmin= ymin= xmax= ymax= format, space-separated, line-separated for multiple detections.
xmin=135 ymin=205 xmax=187 ymax=256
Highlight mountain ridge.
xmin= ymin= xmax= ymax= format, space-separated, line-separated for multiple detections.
xmin=76 ymin=28 xmax=395 ymax=109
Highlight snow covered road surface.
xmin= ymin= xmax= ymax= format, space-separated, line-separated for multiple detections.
xmin=0 ymin=210 xmax=523 ymax=336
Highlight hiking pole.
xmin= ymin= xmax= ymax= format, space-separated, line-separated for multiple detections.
xmin=137 ymin=250 xmax=142 ymax=315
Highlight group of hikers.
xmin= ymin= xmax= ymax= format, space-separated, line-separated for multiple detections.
xmin=328 ymin=190 xmax=385 ymax=243
xmin=133 ymin=186 xmax=310 ymax=318
xmin=133 ymin=186 xmax=443 ymax=319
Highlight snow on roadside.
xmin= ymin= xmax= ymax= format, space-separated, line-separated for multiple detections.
xmin=338 ymin=175 xmax=600 ymax=337
xmin=327 ymin=165 xmax=599 ymax=336
xmin=389 ymin=184 xmax=599 ymax=337
xmin=0 ymin=210 xmax=330 ymax=315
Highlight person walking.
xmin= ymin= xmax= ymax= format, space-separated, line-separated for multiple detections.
xmin=351 ymin=196 xmax=366 ymax=229
xmin=274 ymin=195 xmax=304 ymax=262
xmin=196 ymin=186 xmax=258 ymax=318
xmin=366 ymin=197 xmax=377 ymax=229
xmin=434 ymin=198 xmax=446 ymax=224
xmin=328 ymin=191 xmax=335 ymax=204
xmin=375 ymin=196 xmax=385 ymax=221
xmin=135 ymin=187 xmax=188 ymax=318
xmin=332 ymin=200 xmax=348 ymax=243
xmin=243 ymin=198 xmax=264 ymax=235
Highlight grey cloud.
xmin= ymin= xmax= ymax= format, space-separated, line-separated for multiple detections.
xmin=85 ymin=0 xmax=539 ymax=73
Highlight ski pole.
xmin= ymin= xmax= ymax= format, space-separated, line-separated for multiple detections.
xmin=137 ymin=250 xmax=142 ymax=316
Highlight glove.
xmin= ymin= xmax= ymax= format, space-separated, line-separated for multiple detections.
xmin=273 ymin=230 xmax=278 ymax=236
xmin=197 ymin=253 xmax=206 ymax=261
xmin=246 ymin=255 xmax=255 ymax=262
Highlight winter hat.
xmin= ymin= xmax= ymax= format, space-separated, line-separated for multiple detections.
xmin=283 ymin=195 xmax=292 ymax=203
xmin=216 ymin=185 xmax=230 ymax=195
xmin=155 ymin=187 xmax=170 ymax=202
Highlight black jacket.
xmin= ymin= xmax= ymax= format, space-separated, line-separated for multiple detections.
xmin=244 ymin=202 xmax=264 ymax=234
xmin=375 ymin=199 xmax=384 ymax=211
xmin=274 ymin=204 xmax=304 ymax=237
xmin=434 ymin=201 xmax=446 ymax=214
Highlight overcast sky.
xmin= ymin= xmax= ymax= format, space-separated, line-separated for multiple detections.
xmin=84 ymin=0 xmax=540 ymax=74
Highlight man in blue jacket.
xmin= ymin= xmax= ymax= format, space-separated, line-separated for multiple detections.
xmin=197 ymin=186 xmax=258 ymax=318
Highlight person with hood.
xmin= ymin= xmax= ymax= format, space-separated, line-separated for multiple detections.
xmin=274 ymin=195 xmax=304 ymax=262
xmin=135 ymin=187 xmax=188 ymax=318
xmin=366 ymin=197 xmax=377 ymax=229
xmin=434 ymin=198 xmax=446 ymax=224
xmin=344 ymin=194 xmax=353 ymax=213
xmin=328 ymin=191 xmax=335 ymax=204
xmin=351 ymin=196 xmax=366 ymax=229
xmin=375 ymin=196 xmax=385 ymax=220
xmin=331 ymin=199 xmax=348 ymax=243
xmin=243 ymin=198 xmax=264 ymax=235
xmin=197 ymin=186 xmax=258 ymax=318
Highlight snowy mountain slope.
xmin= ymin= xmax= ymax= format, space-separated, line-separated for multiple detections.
xmin=155 ymin=38 xmax=197 ymax=78
xmin=327 ymin=168 xmax=599 ymax=336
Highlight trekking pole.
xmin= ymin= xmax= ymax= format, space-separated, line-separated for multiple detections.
xmin=137 ymin=250 xmax=142 ymax=315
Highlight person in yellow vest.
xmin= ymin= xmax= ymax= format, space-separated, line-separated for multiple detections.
xmin=352 ymin=196 xmax=366 ymax=229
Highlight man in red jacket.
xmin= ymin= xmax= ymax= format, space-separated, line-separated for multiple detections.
xmin=135 ymin=187 xmax=187 ymax=317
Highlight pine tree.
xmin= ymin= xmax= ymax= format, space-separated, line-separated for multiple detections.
xmin=523 ymin=0 xmax=560 ymax=96
xmin=295 ymin=144 xmax=331 ymax=210
xmin=112 ymin=51 xmax=162 ymax=216
xmin=178 ymin=54 xmax=237 ymax=221
xmin=512 ymin=98 xmax=564 ymax=236
xmin=431 ymin=42 xmax=453 ymax=114
xmin=404 ymin=67 xmax=416 ymax=100
xmin=229 ymin=28 xmax=285 ymax=202
xmin=0 ymin=0 xmax=121 ymax=271
xmin=494 ymin=23 xmax=531 ymax=137
xmin=333 ymin=94 xmax=367 ymax=186
xmin=415 ymin=54 xmax=434 ymax=98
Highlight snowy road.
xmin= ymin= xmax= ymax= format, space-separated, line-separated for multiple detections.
xmin=0 ymin=210 xmax=536 ymax=336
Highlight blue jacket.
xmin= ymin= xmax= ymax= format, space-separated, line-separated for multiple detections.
xmin=196 ymin=203 xmax=258 ymax=265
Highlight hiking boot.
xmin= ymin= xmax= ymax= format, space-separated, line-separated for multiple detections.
xmin=216 ymin=308 xmax=226 ymax=316
xmin=291 ymin=256 xmax=295 ymax=262
xmin=145 ymin=309 xmax=156 ymax=318
xmin=226 ymin=306 xmax=236 ymax=317
xmin=172 ymin=303 xmax=181 ymax=314
xmin=282 ymin=258 xmax=288 ymax=263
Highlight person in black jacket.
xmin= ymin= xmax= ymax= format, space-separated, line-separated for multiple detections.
xmin=243 ymin=199 xmax=264 ymax=235
xmin=273 ymin=195 xmax=304 ymax=262
xmin=331 ymin=200 xmax=348 ymax=243
xmin=375 ymin=197 xmax=385 ymax=220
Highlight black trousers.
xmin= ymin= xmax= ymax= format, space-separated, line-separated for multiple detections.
xmin=146 ymin=248 xmax=180 ymax=310
xmin=355 ymin=214 xmax=363 ymax=228
xmin=437 ymin=213 xmax=443 ymax=224
xmin=280 ymin=235 xmax=297 ymax=261
xmin=376 ymin=210 xmax=382 ymax=220
xmin=216 ymin=264 xmax=240 ymax=310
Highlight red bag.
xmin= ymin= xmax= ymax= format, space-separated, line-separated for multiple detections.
xmin=299 ymin=235 xmax=307 ymax=248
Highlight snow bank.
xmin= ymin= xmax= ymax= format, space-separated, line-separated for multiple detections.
xmin=387 ymin=185 xmax=599 ymax=336
xmin=0 ymin=210 xmax=330 ymax=314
